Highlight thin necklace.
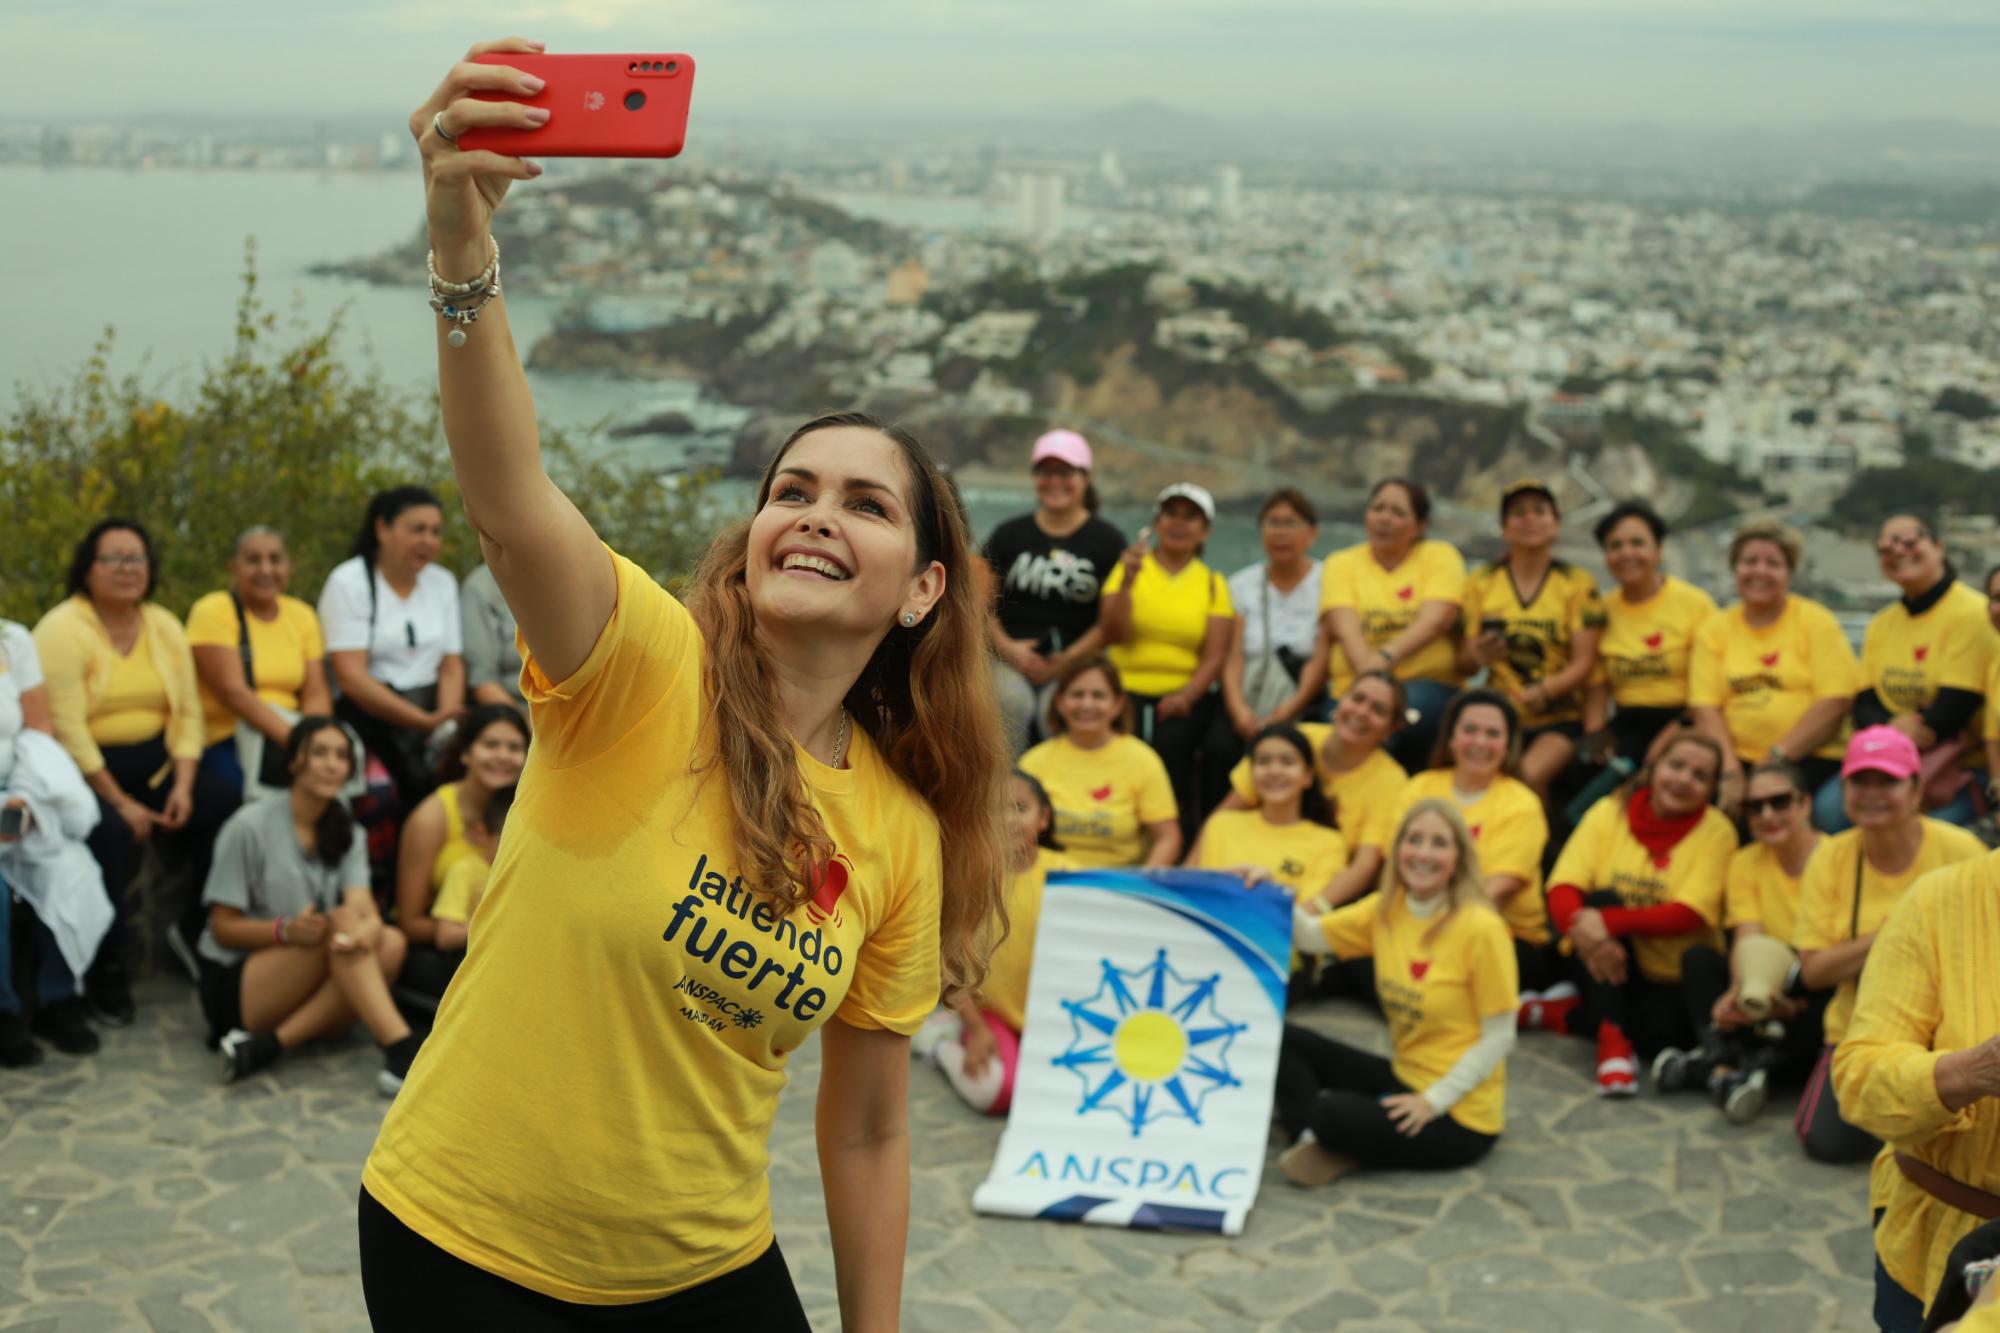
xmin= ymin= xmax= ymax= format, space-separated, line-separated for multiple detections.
xmin=831 ymin=706 xmax=850 ymax=769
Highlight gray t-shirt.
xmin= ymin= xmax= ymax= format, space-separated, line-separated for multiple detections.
xmin=198 ymin=795 xmax=371 ymax=966
xmin=460 ymin=563 xmax=525 ymax=707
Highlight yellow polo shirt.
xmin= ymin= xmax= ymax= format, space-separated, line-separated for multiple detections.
xmin=1320 ymin=540 xmax=1465 ymax=694
xmin=363 ymin=549 xmax=944 ymax=1304
xmin=1225 ymin=724 xmax=1408 ymax=855
xmin=1461 ymin=560 xmax=1603 ymax=728
xmin=1689 ymin=596 xmax=1861 ymax=762
xmin=1550 ymin=796 xmax=1738 ymax=984
xmin=1596 ymin=576 xmax=1716 ymax=709
xmin=1793 ymin=819 xmax=1986 ymax=1044
xmin=1318 ymin=891 xmax=1518 ymax=1135
xmin=1019 ymin=733 xmax=1177 ymax=868
xmin=1395 ymin=770 xmax=1550 ymax=946
xmin=1101 ymin=554 xmax=1232 ymax=697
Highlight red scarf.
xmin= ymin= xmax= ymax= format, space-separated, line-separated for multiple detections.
xmin=1627 ymin=786 xmax=1703 ymax=868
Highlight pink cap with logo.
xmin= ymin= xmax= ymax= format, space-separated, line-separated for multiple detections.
xmin=1840 ymin=725 xmax=1921 ymax=781
xmin=1030 ymin=429 xmax=1092 ymax=471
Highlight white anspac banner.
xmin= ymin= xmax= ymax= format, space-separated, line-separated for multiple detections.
xmin=972 ymin=869 xmax=1291 ymax=1235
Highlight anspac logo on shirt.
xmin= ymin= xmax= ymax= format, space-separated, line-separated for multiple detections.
xmin=1278 ymin=857 xmax=1306 ymax=878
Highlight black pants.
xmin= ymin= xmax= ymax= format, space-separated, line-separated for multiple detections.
xmin=1608 ymin=706 xmax=1686 ymax=766
xmin=338 ymin=691 xmax=440 ymax=809
xmin=1574 ymin=965 xmax=1707 ymax=1061
xmin=397 ymin=945 xmax=462 ymax=1004
xmin=358 ymin=1188 xmax=810 ymax=1331
xmin=1131 ymin=692 xmax=1219 ymax=846
xmin=1514 ymin=937 xmax=1560 ymax=995
xmin=84 ymin=734 xmax=239 ymax=972
xmin=1797 ymin=1042 xmax=1882 ymax=1164
xmin=1273 ymin=1025 xmax=1496 ymax=1171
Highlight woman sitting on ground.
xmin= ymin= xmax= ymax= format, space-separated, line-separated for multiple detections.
xmin=392 ymin=703 xmax=529 ymax=999
xmin=1019 ymin=656 xmax=1180 ymax=868
xmin=1531 ymin=728 xmax=1737 ymax=1098
xmin=198 ymin=717 xmax=419 ymax=1093
xmin=1191 ymin=723 xmax=1349 ymax=905
xmin=929 ymin=770 xmax=1073 ymax=1116
xmin=1279 ymin=799 xmax=1519 ymax=1186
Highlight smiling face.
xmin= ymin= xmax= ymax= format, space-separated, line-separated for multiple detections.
xmin=1745 ymin=769 xmax=1809 ymax=846
xmin=1844 ymin=768 xmax=1920 ymax=830
xmin=1396 ymin=809 xmax=1460 ymax=900
xmin=1053 ymin=666 xmax=1121 ymax=741
xmin=230 ymin=532 xmax=292 ymax=607
xmin=1876 ymin=516 xmax=1942 ymax=594
xmin=87 ymin=527 xmax=151 ymax=610
xmin=1650 ymin=737 xmax=1719 ymax=817
xmin=1332 ymin=675 xmax=1398 ymax=751
xmin=1733 ymin=538 xmax=1792 ymax=609
xmin=746 ymin=426 xmax=944 ymax=641
xmin=1006 ymin=774 xmax=1050 ymax=865
xmin=1447 ymin=702 xmax=1511 ymax=779
xmin=1250 ymin=735 xmax=1313 ymax=809
xmin=377 ymin=505 xmax=443 ymax=575
xmin=463 ymin=718 xmax=528 ymax=791
xmin=1601 ymin=515 xmax=1662 ymax=592
xmin=1364 ymin=483 xmax=1421 ymax=552
xmin=1153 ymin=498 xmax=1209 ymax=559
xmin=1501 ymin=494 xmax=1559 ymax=552
xmin=291 ymin=724 xmax=355 ymax=801
xmin=1032 ymin=460 xmax=1088 ymax=516
xmin=1259 ymin=500 xmax=1316 ymax=567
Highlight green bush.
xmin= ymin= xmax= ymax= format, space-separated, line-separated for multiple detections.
xmin=0 ymin=248 xmax=718 ymax=626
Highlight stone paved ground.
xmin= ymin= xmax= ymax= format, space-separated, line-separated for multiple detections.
xmin=1 ymin=976 xmax=1881 ymax=1332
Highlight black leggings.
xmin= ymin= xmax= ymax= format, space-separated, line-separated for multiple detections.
xmin=358 ymin=1188 xmax=810 ymax=1331
xmin=1574 ymin=965 xmax=1707 ymax=1060
xmin=85 ymin=734 xmax=239 ymax=969
xmin=1131 ymin=692 xmax=1222 ymax=845
xmin=1274 ymin=1025 xmax=1496 ymax=1171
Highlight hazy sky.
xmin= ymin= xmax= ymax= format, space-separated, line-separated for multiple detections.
xmin=10 ymin=0 xmax=1998 ymax=130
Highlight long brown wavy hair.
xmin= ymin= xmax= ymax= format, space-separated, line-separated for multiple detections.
xmin=681 ymin=411 xmax=1011 ymax=1000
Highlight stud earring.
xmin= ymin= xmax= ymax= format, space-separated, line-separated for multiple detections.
xmin=902 ymin=613 xmax=917 ymax=627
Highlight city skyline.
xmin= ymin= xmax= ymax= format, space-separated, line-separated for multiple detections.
xmin=11 ymin=0 xmax=2000 ymax=133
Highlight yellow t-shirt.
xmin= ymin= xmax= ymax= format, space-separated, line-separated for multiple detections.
xmin=430 ymin=856 xmax=489 ymax=926
xmin=1862 ymin=581 xmax=1992 ymax=766
xmin=1225 ymin=724 xmax=1408 ymax=855
xmin=1319 ymin=891 xmax=1518 ymax=1135
xmin=1722 ymin=839 xmax=1814 ymax=943
xmin=1596 ymin=576 xmax=1716 ymax=709
xmin=1549 ymin=795 xmax=1738 ymax=984
xmin=1792 ymin=818 xmax=1986 ymax=1044
xmin=363 ymin=550 xmax=944 ymax=1304
xmin=1193 ymin=809 xmax=1348 ymax=900
xmin=1831 ymin=850 xmax=2000 ymax=1305
xmin=1320 ymin=540 xmax=1466 ymax=694
xmin=1100 ymin=554 xmax=1233 ymax=697
xmin=1688 ymin=596 xmax=1861 ymax=762
xmin=431 ymin=783 xmax=483 ymax=896
xmin=1461 ymin=560 xmax=1603 ymax=728
xmin=1019 ymin=733 xmax=1177 ymax=869
xmin=1395 ymin=770 xmax=1550 ymax=945
xmin=184 ymin=591 xmax=325 ymax=747
xmin=91 ymin=631 xmax=171 ymax=746
xmin=982 ymin=847 xmax=1076 ymax=1032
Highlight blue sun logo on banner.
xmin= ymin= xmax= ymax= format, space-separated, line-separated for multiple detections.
xmin=1053 ymin=948 xmax=1246 ymax=1137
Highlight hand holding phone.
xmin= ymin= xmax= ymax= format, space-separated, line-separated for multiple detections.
xmin=0 ymin=801 xmax=29 ymax=842
xmin=1119 ymin=528 xmax=1152 ymax=578
xmin=460 ymin=52 xmax=696 ymax=158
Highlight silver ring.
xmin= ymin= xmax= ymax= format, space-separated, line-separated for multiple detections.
xmin=432 ymin=111 xmax=459 ymax=146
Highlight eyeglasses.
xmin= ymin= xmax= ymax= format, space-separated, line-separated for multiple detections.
xmin=1743 ymin=791 xmax=1797 ymax=817
xmin=1261 ymin=516 xmax=1310 ymax=531
xmin=94 ymin=554 xmax=149 ymax=569
xmin=1874 ymin=536 xmax=1923 ymax=557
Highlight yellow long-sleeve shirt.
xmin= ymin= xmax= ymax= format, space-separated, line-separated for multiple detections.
xmin=1832 ymin=850 xmax=2000 ymax=1307
xmin=31 ymin=595 xmax=205 ymax=775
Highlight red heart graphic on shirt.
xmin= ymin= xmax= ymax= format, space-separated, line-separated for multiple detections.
xmin=1644 ymin=632 xmax=1664 ymax=650
xmin=1652 ymin=852 xmax=1672 ymax=870
xmin=808 ymin=855 xmax=852 ymax=923
xmin=1409 ymin=960 xmax=1431 ymax=981
xmin=1090 ymin=785 xmax=1113 ymax=802
xmin=1396 ymin=584 xmax=1415 ymax=602
xmin=1761 ymin=652 xmax=1780 ymax=668
xmin=1468 ymin=823 xmax=1483 ymax=840
xmin=1915 ymin=645 xmax=1930 ymax=663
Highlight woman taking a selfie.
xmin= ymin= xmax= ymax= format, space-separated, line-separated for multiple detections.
xmin=361 ymin=41 xmax=1011 ymax=1332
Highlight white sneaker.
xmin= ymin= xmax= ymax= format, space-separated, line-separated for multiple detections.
xmin=909 ymin=1008 xmax=958 ymax=1061
xmin=377 ymin=1068 xmax=405 ymax=1099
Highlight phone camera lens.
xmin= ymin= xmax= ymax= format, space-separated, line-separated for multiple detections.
xmin=624 ymin=90 xmax=647 ymax=111
xmin=665 ymin=60 xmax=679 ymax=74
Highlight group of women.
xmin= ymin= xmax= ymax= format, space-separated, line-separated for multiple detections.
xmin=0 ymin=490 xmax=530 ymax=1077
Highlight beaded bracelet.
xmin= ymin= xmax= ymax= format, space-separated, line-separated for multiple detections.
xmin=273 ymin=915 xmax=287 ymax=946
xmin=427 ymin=237 xmax=503 ymax=347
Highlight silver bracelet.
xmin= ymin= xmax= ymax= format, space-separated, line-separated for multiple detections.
xmin=427 ymin=238 xmax=502 ymax=347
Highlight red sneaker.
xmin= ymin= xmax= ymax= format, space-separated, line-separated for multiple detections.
xmin=1596 ymin=1023 xmax=1638 ymax=1098
xmin=1518 ymin=993 xmax=1582 ymax=1035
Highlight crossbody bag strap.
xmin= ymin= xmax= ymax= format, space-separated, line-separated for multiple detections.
xmin=228 ymin=590 xmax=258 ymax=692
xmin=1850 ymin=846 xmax=1865 ymax=941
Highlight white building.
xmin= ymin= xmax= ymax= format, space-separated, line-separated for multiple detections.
xmin=1016 ymin=173 xmax=1065 ymax=240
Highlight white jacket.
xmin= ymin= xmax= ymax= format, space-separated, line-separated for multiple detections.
xmin=0 ymin=729 xmax=111 ymax=985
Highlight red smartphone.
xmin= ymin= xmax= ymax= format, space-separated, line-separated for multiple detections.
xmin=458 ymin=53 xmax=695 ymax=158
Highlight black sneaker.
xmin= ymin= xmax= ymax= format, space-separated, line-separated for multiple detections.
xmin=0 ymin=1011 xmax=44 ymax=1068
xmin=218 ymin=1028 xmax=281 ymax=1083
xmin=378 ymin=1033 xmax=423 ymax=1098
xmin=1650 ymin=1046 xmax=1712 ymax=1094
xmin=85 ymin=959 xmax=136 ymax=1027
xmin=31 ymin=1000 xmax=100 ymax=1057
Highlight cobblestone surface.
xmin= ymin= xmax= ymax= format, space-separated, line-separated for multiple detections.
xmin=0 ymin=979 xmax=1878 ymax=1331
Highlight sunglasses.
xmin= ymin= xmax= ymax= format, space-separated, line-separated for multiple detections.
xmin=1743 ymin=791 xmax=1798 ymax=817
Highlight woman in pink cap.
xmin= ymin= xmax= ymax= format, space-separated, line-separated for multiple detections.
xmin=983 ymin=430 xmax=1127 ymax=754
xmin=1791 ymin=724 xmax=1985 ymax=1162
